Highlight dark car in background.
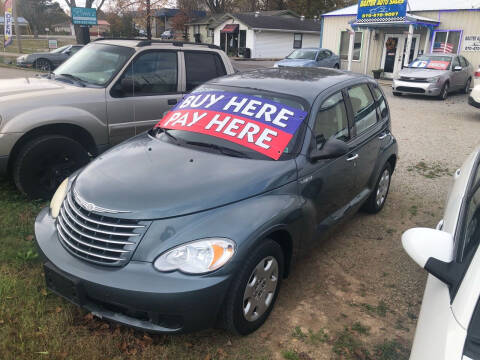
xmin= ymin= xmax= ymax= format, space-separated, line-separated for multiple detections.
xmin=16 ymin=44 xmax=84 ymax=71
xmin=274 ymin=48 xmax=340 ymax=69
xmin=35 ymin=68 xmax=398 ymax=335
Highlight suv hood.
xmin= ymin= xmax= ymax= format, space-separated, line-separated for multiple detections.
xmin=398 ymin=68 xmax=449 ymax=78
xmin=73 ymin=133 xmax=298 ymax=220
xmin=0 ymin=77 xmax=69 ymax=98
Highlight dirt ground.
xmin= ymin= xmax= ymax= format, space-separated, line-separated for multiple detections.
xmin=1 ymin=66 xmax=480 ymax=359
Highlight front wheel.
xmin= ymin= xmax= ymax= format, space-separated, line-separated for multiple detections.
xmin=13 ymin=135 xmax=90 ymax=199
xmin=439 ymin=82 xmax=449 ymax=100
xmin=464 ymin=78 xmax=472 ymax=94
xmin=33 ymin=58 xmax=53 ymax=72
xmin=221 ymin=239 xmax=284 ymax=335
xmin=393 ymin=91 xmax=401 ymax=97
xmin=362 ymin=163 xmax=392 ymax=214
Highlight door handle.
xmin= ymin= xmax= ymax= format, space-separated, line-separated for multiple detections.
xmin=379 ymin=133 xmax=389 ymax=140
xmin=167 ymin=99 xmax=177 ymax=105
xmin=346 ymin=154 xmax=359 ymax=162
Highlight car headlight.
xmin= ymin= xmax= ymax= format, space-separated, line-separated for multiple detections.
xmin=153 ymin=238 xmax=236 ymax=274
xmin=273 ymin=63 xmax=279 ymax=68
xmin=427 ymin=76 xmax=440 ymax=83
xmin=50 ymin=178 xmax=69 ymax=218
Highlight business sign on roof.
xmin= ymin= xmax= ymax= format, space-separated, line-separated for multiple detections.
xmin=357 ymin=0 xmax=408 ymax=23
xmin=156 ymin=92 xmax=307 ymax=160
xmin=71 ymin=7 xmax=97 ymax=26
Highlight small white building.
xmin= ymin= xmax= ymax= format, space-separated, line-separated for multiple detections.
xmin=211 ymin=11 xmax=321 ymax=59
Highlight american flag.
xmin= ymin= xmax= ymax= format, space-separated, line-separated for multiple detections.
xmin=433 ymin=42 xmax=455 ymax=53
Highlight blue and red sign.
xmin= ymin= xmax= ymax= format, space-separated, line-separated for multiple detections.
xmin=357 ymin=0 xmax=408 ymax=23
xmin=156 ymin=92 xmax=307 ymax=160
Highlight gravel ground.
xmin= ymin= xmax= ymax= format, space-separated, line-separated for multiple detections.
xmin=1 ymin=65 xmax=479 ymax=358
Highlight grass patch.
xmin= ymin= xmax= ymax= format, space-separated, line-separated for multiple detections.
xmin=351 ymin=322 xmax=370 ymax=335
xmin=292 ymin=326 xmax=307 ymax=341
xmin=332 ymin=327 xmax=370 ymax=358
xmin=4 ymin=38 xmax=77 ymax=54
xmin=373 ymin=340 xmax=409 ymax=360
xmin=407 ymin=161 xmax=452 ymax=179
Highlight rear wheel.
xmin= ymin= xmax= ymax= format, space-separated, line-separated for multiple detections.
xmin=222 ymin=239 xmax=284 ymax=335
xmin=393 ymin=92 xmax=401 ymax=97
xmin=13 ymin=135 xmax=90 ymax=199
xmin=33 ymin=58 xmax=52 ymax=72
xmin=362 ymin=163 xmax=392 ymax=214
xmin=464 ymin=78 xmax=472 ymax=94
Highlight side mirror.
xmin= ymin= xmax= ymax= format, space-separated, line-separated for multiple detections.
xmin=121 ymin=78 xmax=141 ymax=95
xmin=402 ymin=228 xmax=454 ymax=268
xmin=309 ymin=138 xmax=349 ymax=161
xmin=453 ymin=66 xmax=463 ymax=72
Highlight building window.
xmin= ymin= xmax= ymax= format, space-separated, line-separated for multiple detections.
xmin=207 ymin=28 xmax=213 ymax=37
xmin=194 ymin=25 xmax=200 ymax=34
xmin=432 ymin=30 xmax=462 ymax=54
xmin=240 ymin=30 xmax=246 ymax=48
xmin=293 ymin=33 xmax=303 ymax=49
xmin=339 ymin=31 xmax=363 ymax=61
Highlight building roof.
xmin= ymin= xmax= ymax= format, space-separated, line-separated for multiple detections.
xmin=324 ymin=0 xmax=480 ymax=16
xmin=241 ymin=9 xmax=300 ymax=17
xmin=0 ymin=16 xmax=29 ymax=25
xmin=155 ymin=8 xmax=206 ymax=19
xmin=224 ymin=13 xmax=321 ymax=32
xmin=187 ymin=14 xmax=224 ymax=25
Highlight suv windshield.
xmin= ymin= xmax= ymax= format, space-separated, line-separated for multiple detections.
xmin=154 ymin=85 xmax=309 ymax=161
xmin=53 ymin=43 xmax=135 ymax=86
xmin=409 ymin=55 xmax=453 ymax=70
xmin=287 ymin=49 xmax=317 ymax=60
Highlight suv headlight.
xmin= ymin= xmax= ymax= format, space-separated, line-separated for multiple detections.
xmin=427 ymin=76 xmax=440 ymax=83
xmin=50 ymin=178 xmax=69 ymax=218
xmin=154 ymin=238 xmax=236 ymax=274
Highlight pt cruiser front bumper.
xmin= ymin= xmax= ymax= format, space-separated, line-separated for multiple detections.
xmin=392 ymin=79 xmax=442 ymax=97
xmin=35 ymin=208 xmax=232 ymax=333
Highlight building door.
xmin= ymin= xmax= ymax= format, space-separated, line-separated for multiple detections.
xmin=381 ymin=34 xmax=421 ymax=79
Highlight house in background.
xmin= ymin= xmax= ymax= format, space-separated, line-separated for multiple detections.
xmin=154 ymin=8 xmax=206 ymax=38
xmin=186 ymin=14 xmax=223 ymax=44
xmin=89 ymin=20 xmax=111 ymax=37
xmin=0 ymin=17 xmax=29 ymax=34
xmin=322 ymin=0 xmax=480 ymax=79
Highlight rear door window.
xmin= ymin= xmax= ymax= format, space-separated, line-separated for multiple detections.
xmin=314 ymin=92 xmax=349 ymax=148
xmin=371 ymin=84 xmax=389 ymax=122
xmin=347 ymin=84 xmax=377 ymax=135
xmin=184 ymin=51 xmax=227 ymax=92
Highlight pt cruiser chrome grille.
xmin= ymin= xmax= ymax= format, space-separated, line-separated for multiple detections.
xmin=56 ymin=191 xmax=149 ymax=266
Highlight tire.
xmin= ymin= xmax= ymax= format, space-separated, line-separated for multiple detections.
xmin=362 ymin=162 xmax=392 ymax=214
xmin=334 ymin=64 xmax=340 ymax=69
xmin=393 ymin=92 xmax=401 ymax=97
xmin=222 ymin=239 xmax=284 ymax=335
xmin=464 ymin=78 xmax=472 ymax=94
xmin=439 ymin=82 xmax=449 ymax=100
xmin=33 ymin=58 xmax=53 ymax=72
xmin=13 ymin=135 xmax=90 ymax=199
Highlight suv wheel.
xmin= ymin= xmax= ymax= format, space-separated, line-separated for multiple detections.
xmin=362 ymin=162 xmax=392 ymax=214
xmin=34 ymin=58 xmax=52 ymax=72
xmin=222 ymin=239 xmax=284 ymax=335
xmin=13 ymin=135 xmax=90 ymax=199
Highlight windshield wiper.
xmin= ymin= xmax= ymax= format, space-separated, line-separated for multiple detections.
xmin=185 ymin=141 xmax=251 ymax=159
xmin=153 ymin=126 xmax=178 ymax=141
xmin=58 ymin=73 xmax=86 ymax=87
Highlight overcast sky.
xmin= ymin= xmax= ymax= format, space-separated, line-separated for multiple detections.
xmin=53 ymin=0 xmax=176 ymax=12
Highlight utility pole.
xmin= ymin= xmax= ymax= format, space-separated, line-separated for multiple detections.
xmin=146 ymin=0 xmax=152 ymax=40
xmin=12 ymin=0 xmax=22 ymax=53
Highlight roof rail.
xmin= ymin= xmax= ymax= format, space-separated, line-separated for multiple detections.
xmin=93 ymin=37 xmax=221 ymax=50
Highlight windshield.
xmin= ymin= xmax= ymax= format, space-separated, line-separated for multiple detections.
xmin=51 ymin=45 xmax=70 ymax=54
xmin=287 ymin=49 xmax=317 ymax=60
xmin=53 ymin=44 xmax=135 ymax=86
xmin=154 ymin=85 xmax=310 ymax=161
xmin=408 ymin=55 xmax=452 ymax=70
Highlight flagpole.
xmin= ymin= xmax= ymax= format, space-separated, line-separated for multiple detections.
xmin=12 ymin=0 xmax=22 ymax=53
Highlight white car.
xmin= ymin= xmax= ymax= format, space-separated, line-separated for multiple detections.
xmin=469 ymin=84 xmax=480 ymax=109
xmin=402 ymin=146 xmax=480 ymax=359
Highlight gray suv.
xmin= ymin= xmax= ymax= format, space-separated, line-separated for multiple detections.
xmin=0 ymin=39 xmax=234 ymax=199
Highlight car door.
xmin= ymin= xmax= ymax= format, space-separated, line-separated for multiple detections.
xmin=106 ymin=50 xmax=183 ymax=145
xmin=315 ymin=50 xmax=329 ymax=68
xmin=297 ymin=90 xmax=358 ymax=233
xmin=344 ymin=82 xmax=385 ymax=201
xmin=451 ymin=56 xmax=466 ymax=90
xmin=409 ymin=149 xmax=480 ymax=360
xmin=182 ymin=50 xmax=227 ymax=93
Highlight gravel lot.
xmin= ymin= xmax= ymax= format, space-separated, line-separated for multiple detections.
xmin=1 ymin=65 xmax=479 ymax=358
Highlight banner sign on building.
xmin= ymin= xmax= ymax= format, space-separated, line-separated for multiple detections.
xmin=156 ymin=92 xmax=308 ymax=160
xmin=464 ymin=35 xmax=480 ymax=52
xmin=357 ymin=0 xmax=408 ymax=23
xmin=71 ymin=7 xmax=97 ymax=26
xmin=4 ymin=0 xmax=13 ymax=48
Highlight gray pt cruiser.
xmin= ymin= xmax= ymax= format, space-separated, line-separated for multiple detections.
xmin=35 ymin=68 xmax=398 ymax=335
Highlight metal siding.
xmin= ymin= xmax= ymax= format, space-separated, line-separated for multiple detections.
xmin=255 ymin=31 xmax=320 ymax=59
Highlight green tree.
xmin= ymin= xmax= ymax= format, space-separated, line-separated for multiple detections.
xmin=18 ymin=0 xmax=69 ymax=37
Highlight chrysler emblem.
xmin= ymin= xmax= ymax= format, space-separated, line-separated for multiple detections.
xmin=73 ymin=188 xmax=130 ymax=214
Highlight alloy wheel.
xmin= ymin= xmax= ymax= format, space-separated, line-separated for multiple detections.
xmin=243 ymin=256 xmax=279 ymax=322
xmin=376 ymin=169 xmax=390 ymax=208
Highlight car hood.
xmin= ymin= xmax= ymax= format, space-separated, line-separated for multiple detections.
xmin=398 ymin=68 xmax=449 ymax=78
xmin=0 ymin=77 xmax=69 ymax=98
xmin=72 ymin=133 xmax=298 ymax=220
xmin=277 ymin=59 xmax=314 ymax=67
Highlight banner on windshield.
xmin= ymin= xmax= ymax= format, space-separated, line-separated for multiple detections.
xmin=4 ymin=0 xmax=13 ymax=48
xmin=357 ymin=0 xmax=408 ymax=23
xmin=409 ymin=59 xmax=450 ymax=71
xmin=156 ymin=92 xmax=308 ymax=160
